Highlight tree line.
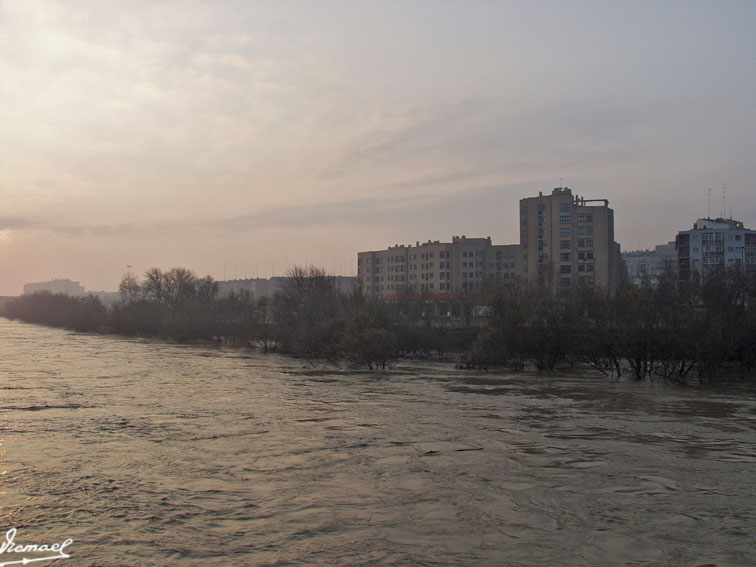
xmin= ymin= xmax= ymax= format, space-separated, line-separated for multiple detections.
xmin=2 ymin=265 xmax=755 ymax=381
xmin=472 ymin=268 xmax=756 ymax=381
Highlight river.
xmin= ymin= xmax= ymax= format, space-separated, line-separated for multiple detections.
xmin=1 ymin=318 xmax=755 ymax=566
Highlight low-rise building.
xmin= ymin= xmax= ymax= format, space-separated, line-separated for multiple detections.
xmin=217 ymin=276 xmax=357 ymax=299
xmin=23 ymin=279 xmax=86 ymax=297
xmin=622 ymin=242 xmax=676 ymax=286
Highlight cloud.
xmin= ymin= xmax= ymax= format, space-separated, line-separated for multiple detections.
xmin=207 ymin=180 xmax=532 ymax=238
xmin=0 ymin=218 xmax=38 ymax=230
xmin=0 ymin=217 xmax=141 ymax=238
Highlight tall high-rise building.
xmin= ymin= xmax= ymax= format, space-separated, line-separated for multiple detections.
xmin=519 ymin=187 xmax=622 ymax=294
xmin=675 ymin=218 xmax=756 ymax=281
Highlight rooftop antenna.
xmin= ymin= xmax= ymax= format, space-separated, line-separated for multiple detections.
xmin=721 ymin=184 xmax=727 ymax=218
xmin=126 ymin=264 xmax=132 ymax=278
xmin=707 ymin=188 xmax=712 ymax=218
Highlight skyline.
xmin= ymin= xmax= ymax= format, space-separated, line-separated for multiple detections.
xmin=2 ymin=1 xmax=756 ymax=295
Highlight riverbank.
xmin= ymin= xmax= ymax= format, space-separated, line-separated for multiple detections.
xmin=4 ymin=265 xmax=755 ymax=382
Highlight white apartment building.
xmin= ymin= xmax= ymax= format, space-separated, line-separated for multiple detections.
xmin=622 ymin=242 xmax=676 ymax=286
xmin=676 ymin=218 xmax=756 ymax=280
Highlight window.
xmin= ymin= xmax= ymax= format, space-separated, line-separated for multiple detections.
xmin=560 ymin=277 xmax=572 ymax=287
xmin=560 ymin=265 xmax=572 ymax=274
xmin=577 ymin=227 xmax=585 ymax=236
xmin=560 ymin=253 xmax=571 ymax=262
xmin=561 ymin=240 xmax=571 ymax=249
xmin=586 ymin=215 xmax=593 ymax=223
xmin=560 ymin=203 xmax=571 ymax=212
xmin=560 ymin=228 xmax=571 ymax=237
xmin=577 ymin=215 xmax=584 ymax=223
xmin=560 ymin=215 xmax=571 ymax=224
xmin=585 ymin=227 xmax=593 ymax=235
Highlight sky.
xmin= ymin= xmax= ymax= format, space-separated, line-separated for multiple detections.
xmin=1 ymin=0 xmax=755 ymax=295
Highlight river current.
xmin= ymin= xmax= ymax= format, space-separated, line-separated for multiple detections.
xmin=0 ymin=318 xmax=755 ymax=566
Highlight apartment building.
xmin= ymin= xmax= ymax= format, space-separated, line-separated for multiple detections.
xmin=358 ymin=236 xmax=520 ymax=298
xmin=520 ymin=187 xmax=622 ymax=294
xmin=358 ymin=186 xmax=621 ymax=298
xmin=675 ymin=218 xmax=756 ymax=281
xmin=622 ymin=242 xmax=676 ymax=286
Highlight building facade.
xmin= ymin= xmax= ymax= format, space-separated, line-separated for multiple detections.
xmin=622 ymin=242 xmax=676 ymax=286
xmin=23 ymin=279 xmax=86 ymax=296
xmin=358 ymin=236 xmax=521 ymax=298
xmin=675 ymin=218 xmax=756 ymax=281
xmin=519 ymin=187 xmax=622 ymax=294
xmin=358 ymin=187 xmax=622 ymax=298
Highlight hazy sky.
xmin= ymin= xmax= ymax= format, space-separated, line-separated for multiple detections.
xmin=2 ymin=0 xmax=755 ymax=294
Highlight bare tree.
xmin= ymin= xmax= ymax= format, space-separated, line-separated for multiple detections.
xmin=119 ymin=273 xmax=140 ymax=304
xmin=143 ymin=267 xmax=165 ymax=304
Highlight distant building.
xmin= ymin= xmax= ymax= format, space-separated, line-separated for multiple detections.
xmin=520 ymin=187 xmax=622 ymax=295
xmin=358 ymin=186 xmax=622 ymax=298
xmin=217 ymin=278 xmax=263 ymax=299
xmin=217 ymin=276 xmax=357 ymax=299
xmin=676 ymin=217 xmax=756 ymax=281
xmin=23 ymin=279 xmax=85 ymax=297
xmin=622 ymin=242 xmax=676 ymax=286
xmin=89 ymin=291 xmax=121 ymax=306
